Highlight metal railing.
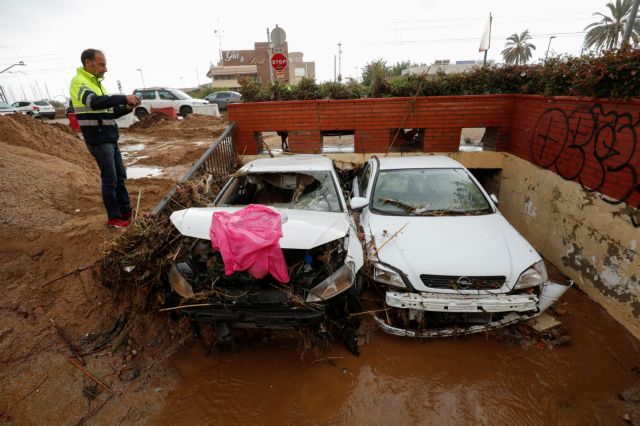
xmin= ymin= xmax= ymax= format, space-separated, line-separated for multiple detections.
xmin=151 ymin=123 xmax=236 ymax=216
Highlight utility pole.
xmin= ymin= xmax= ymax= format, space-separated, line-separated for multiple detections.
xmin=545 ymin=36 xmax=556 ymax=60
xmin=483 ymin=13 xmax=492 ymax=66
xmin=337 ymin=43 xmax=342 ymax=82
xmin=333 ymin=55 xmax=336 ymax=82
xmin=214 ymin=27 xmax=224 ymax=64
xmin=195 ymin=65 xmax=200 ymax=87
xmin=622 ymin=0 xmax=640 ymax=47
xmin=136 ymin=68 xmax=145 ymax=88
xmin=44 ymin=82 xmax=51 ymax=100
xmin=266 ymin=27 xmax=273 ymax=84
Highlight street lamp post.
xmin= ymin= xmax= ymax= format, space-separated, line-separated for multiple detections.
xmin=136 ymin=68 xmax=146 ymax=88
xmin=545 ymin=36 xmax=556 ymax=60
xmin=0 ymin=60 xmax=26 ymax=74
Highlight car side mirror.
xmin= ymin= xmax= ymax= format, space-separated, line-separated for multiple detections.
xmin=350 ymin=197 xmax=369 ymax=210
xmin=490 ymin=194 xmax=499 ymax=205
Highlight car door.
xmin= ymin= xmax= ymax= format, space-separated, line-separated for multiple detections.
xmin=352 ymin=160 xmax=372 ymax=198
xmin=157 ymin=89 xmax=178 ymax=110
xmin=217 ymin=92 xmax=230 ymax=108
xmin=136 ymin=90 xmax=157 ymax=110
xmin=352 ymin=160 xmax=376 ymax=248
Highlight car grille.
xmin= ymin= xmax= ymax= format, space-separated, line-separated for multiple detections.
xmin=420 ymin=275 xmax=506 ymax=290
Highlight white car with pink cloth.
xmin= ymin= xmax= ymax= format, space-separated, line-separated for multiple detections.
xmin=167 ymin=155 xmax=364 ymax=345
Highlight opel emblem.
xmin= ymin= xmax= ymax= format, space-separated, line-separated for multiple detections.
xmin=457 ymin=276 xmax=472 ymax=289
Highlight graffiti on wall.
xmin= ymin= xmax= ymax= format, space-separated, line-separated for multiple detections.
xmin=531 ymin=103 xmax=640 ymax=217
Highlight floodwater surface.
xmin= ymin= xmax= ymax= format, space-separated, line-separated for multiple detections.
xmin=157 ymin=288 xmax=640 ymax=425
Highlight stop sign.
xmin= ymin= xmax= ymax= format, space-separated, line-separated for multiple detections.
xmin=271 ymin=53 xmax=288 ymax=71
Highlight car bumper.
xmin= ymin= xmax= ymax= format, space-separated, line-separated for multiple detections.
xmin=385 ymin=291 xmax=539 ymax=313
xmin=174 ymin=303 xmax=325 ymax=329
xmin=376 ymin=280 xmax=572 ymax=337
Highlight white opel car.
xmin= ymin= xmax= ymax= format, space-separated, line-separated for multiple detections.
xmin=167 ymin=155 xmax=364 ymax=337
xmin=351 ymin=155 xmax=571 ymax=337
xmin=132 ymin=87 xmax=210 ymax=119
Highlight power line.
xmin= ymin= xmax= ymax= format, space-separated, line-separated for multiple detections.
xmin=385 ymin=10 xmax=602 ymax=24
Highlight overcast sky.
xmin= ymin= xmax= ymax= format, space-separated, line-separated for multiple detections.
xmin=0 ymin=0 xmax=614 ymax=102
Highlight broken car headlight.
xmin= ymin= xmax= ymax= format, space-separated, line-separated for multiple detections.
xmin=306 ymin=263 xmax=355 ymax=303
xmin=514 ymin=260 xmax=548 ymax=290
xmin=373 ymin=262 xmax=407 ymax=288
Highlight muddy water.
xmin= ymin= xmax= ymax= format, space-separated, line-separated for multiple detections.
xmin=157 ymin=288 xmax=640 ymax=425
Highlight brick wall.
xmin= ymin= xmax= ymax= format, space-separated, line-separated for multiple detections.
xmin=508 ymin=96 xmax=640 ymax=209
xmin=227 ymin=95 xmax=515 ymax=154
xmin=227 ymin=95 xmax=640 ymax=208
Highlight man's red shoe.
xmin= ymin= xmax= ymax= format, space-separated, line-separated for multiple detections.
xmin=107 ymin=218 xmax=131 ymax=228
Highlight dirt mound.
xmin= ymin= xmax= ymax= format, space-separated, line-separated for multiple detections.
xmin=0 ymin=115 xmax=94 ymax=171
xmin=0 ymin=115 xmax=100 ymax=233
xmin=0 ymin=114 xmax=196 ymax=424
xmin=128 ymin=112 xmax=172 ymax=131
xmin=48 ymin=121 xmax=79 ymax=137
xmin=127 ymin=114 xmax=227 ymax=140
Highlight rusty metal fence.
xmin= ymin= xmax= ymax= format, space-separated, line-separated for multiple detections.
xmin=151 ymin=123 xmax=236 ymax=215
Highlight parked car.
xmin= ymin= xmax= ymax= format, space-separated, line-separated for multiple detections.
xmin=0 ymin=102 xmax=19 ymax=115
xmin=351 ymin=155 xmax=572 ymax=337
xmin=167 ymin=155 xmax=364 ymax=343
xmin=11 ymin=100 xmax=56 ymax=119
xmin=204 ymin=91 xmax=241 ymax=111
xmin=132 ymin=87 xmax=209 ymax=119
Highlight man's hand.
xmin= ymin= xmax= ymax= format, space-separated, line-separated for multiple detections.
xmin=126 ymin=95 xmax=141 ymax=107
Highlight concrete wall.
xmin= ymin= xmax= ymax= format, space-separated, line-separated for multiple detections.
xmin=499 ymin=153 xmax=640 ymax=339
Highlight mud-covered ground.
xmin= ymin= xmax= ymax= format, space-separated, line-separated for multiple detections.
xmin=0 ymin=114 xmax=222 ymax=424
xmin=159 ymin=286 xmax=640 ymax=425
xmin=1 ymin=114 xmax=639 ymax=425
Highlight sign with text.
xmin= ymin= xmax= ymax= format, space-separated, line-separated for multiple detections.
xmin=271 ymin=53 xmax=288 ymax=71
xmin=222 ymin=50 xmax=266 ymax=65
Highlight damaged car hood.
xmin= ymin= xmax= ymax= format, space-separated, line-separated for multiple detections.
xmin=171 ymin=207 xmax=351 ymax=250
xmin=367 ymin=212 xmax=540 ymax=289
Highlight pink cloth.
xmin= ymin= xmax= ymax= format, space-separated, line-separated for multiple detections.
xmin=210 ymin=204 xmax=290 ymax=283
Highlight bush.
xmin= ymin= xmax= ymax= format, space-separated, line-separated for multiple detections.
xmin=237 ymin=49 xmax=640 ymax=102
xmin=239 ymin=78 xmax=270 ymax=102
xmin=292 ymin=77 xmax=321 ymax=100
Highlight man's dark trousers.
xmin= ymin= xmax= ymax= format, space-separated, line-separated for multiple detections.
xmin=86 ymin=142 xmax=131 ymax=220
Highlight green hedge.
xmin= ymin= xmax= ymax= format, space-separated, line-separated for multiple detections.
xmin=240 ymin=49 xmax=640 ymax=102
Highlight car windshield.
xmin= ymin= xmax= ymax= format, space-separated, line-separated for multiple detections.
xmin=217 ymin=171 xmax=342 ymax=212
xmin=171 ymin=89 xmax=192 ymax=100
xmin=34 ymin=101 xmax=50 ymax=106
xmin=371 ymin=168 xmax=492 ymax=216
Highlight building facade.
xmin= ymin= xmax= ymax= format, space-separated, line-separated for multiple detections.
xmin=207 ymin=42 xmax=315 ymax=89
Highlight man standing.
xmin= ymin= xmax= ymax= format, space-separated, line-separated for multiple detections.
xmin=70 ymin=49 xmax=141 ymax=228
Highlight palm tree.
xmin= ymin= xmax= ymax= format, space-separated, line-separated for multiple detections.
xmin=501 ymin=30 xmax=537 ymax=65
xmin=583 ymin=0 xmax=640 ymax=51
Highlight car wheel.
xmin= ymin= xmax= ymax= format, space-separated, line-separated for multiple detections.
xmin=134 ymin=107 xmax=149 ymax=120
xmin=179 ymin=106 xmax=192 ymax=117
